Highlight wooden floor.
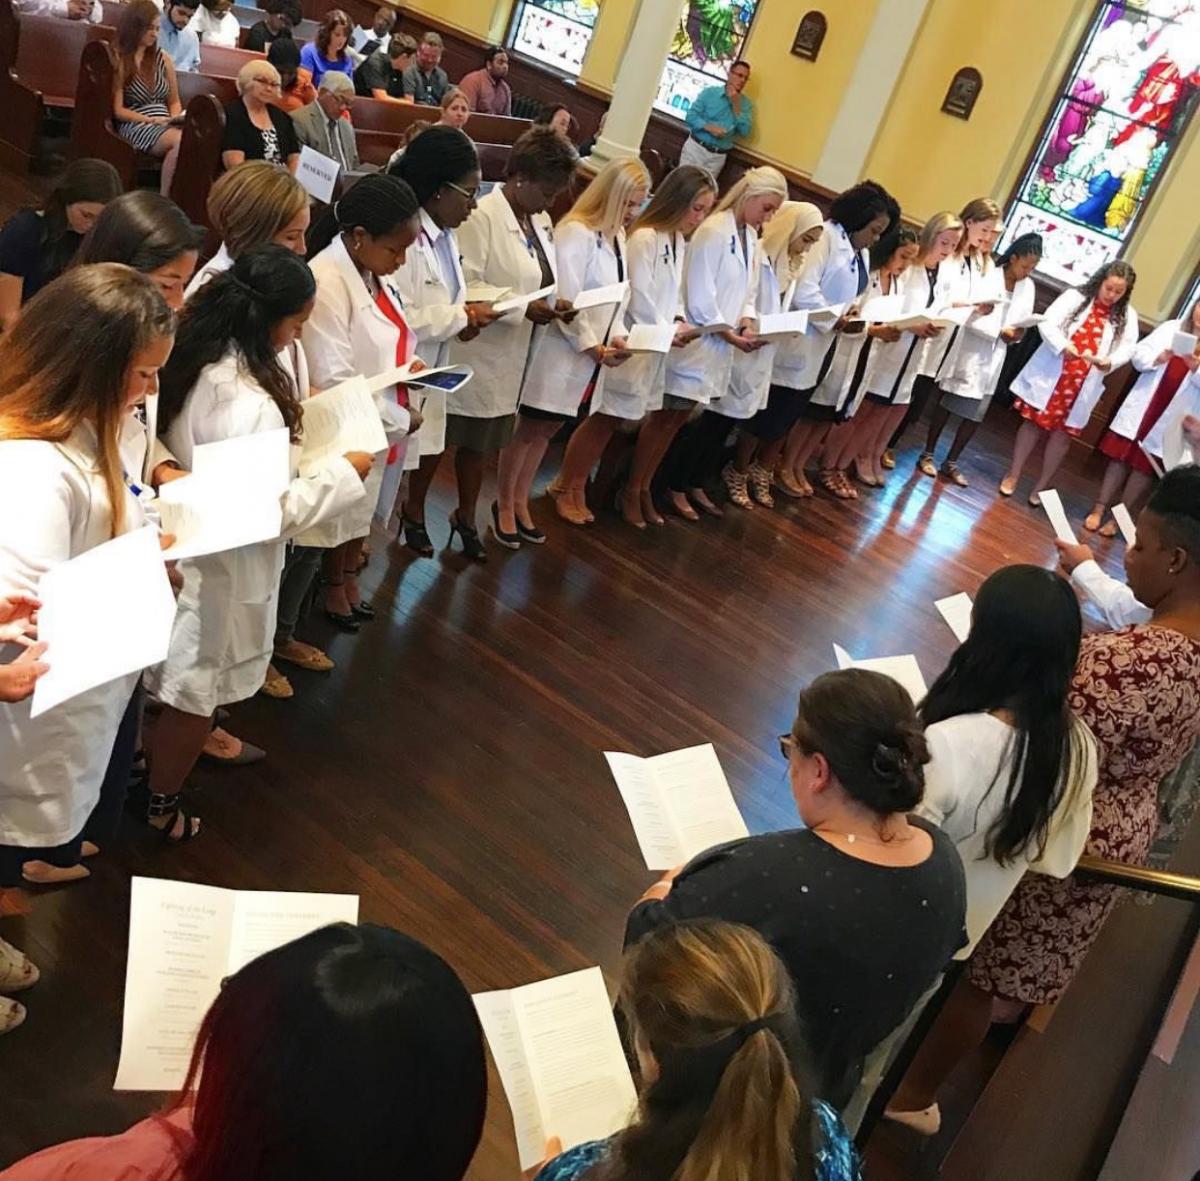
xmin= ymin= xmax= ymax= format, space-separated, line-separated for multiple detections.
xmin=0 ymin=416 xmax=1130 ymax=1176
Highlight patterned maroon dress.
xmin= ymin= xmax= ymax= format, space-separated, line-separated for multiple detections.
xmin=969 ymin=625 xmax=1200 ymax=1005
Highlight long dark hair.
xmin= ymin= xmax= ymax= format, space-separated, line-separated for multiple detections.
xmin=307 ymin=172 xmax=420 ymax=257
xmin=115 ymin=0 xmax=161 ymax=84
xmin=1072 ymin=259 xmax=1136 ymax=338
xmin=37 ymin=158 xmax=123 ymax=280
xmin=921 ymin=565 xmax=1088 ymax=865
xmin=314 ymin=8 xmax=349 ymax=59
xmin=171 ymin=923 xmax=487 ymax=1181
xmin=75 ymin=190 xmax=203 ymax=273
xmin=157 ymin=245 xmax=314 ymax=440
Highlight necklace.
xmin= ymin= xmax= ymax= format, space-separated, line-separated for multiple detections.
xmin=813 ymin=825 xmax=916 ymax=847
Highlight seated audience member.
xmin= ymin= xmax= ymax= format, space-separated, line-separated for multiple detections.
xmin=246 ymin=0 xmax=301 ymax=52
xmin=15 ymin=0 xmax=99 ymax=19
xmin=1 ymin=924 xmax=489 ymax=1180
xmin=438 ymin=87 xmax=471 ymax=131
xmin=458 ymin=46 xmax=512 ymax=116
xmin=535 ymin=921 xmax=862 ymax=1181
xmin=349 ymin=3 xmax=395 ymax=56
xmin=625 ymin=668 xmax=967 ymax=1108
xmin=0 ymin=158 xmax=122 ymax=331
xmin=578 ymin=109 xmax=607 ymax=157
xmin=403 ymin=31 xmax=449 ymax=105
xmin=300 ymin=9 xmax=354 ymax=90
xmin=292 ymin=73 xmax=361 ymax=173
xmin=222 ymin=61 xmax=301 ymax=173
xmin=112 ymin=0 xmax=185 ymax=197
xmin=354 ymin=31 xmax=416 ymax=102
xmin=533 ymin=102 xmax=575 ymax=141
xmin=187 ymin=0 xmax=238 ymax=46
xmin=385 ymin=118 xmax=431 ymax=170
xmin=157 ymin=0 xmax=200 ymax=72
xmin=268 ymin=36 xmax=316 ymax=113
xmin=1057 ymin=537 xmax=1151 ymax=627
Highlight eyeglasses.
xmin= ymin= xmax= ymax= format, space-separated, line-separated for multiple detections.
xmin=443 ymin=181 xmax=479 ymax=202
xmin=254 ymin=76 xmax=282 ymax=90
xmin=778 ymin=734 xmax=796 ymax=762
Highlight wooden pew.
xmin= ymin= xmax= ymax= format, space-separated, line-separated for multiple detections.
xmin=168 ymin=89 xmax=224 ymax=227
xmin=230 ymin=4 xmax=318 ymax=44
xmin=348 ymin=95 xmax=532 ymax=146
xmin=198 ymin=41 xmax=262 ymax=77
xmin=0 ymin=3 xmax=113 ymax=173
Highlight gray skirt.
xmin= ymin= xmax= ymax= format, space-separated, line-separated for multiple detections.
xmin=445 ymin=412 xmax=517 ymax=453
xmin=940 ymin=389 xmax=994 ymax=424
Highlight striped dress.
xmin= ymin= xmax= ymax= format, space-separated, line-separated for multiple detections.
xmin=116 ymin=53 xmax=171 ymax=151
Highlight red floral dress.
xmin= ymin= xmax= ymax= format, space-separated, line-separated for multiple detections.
xmin=969 ymin=626 xmax=1200 ymax=1005
xmin=1015 ymin=299 xmax=1109 ymax=437
xmin=1098 ymin=355 xmax=1191 ymax=475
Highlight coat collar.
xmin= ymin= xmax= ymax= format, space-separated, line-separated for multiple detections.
xmin=322 ymin=233 xmax=378 ymax=314
xmin=418 ymin=207 xmax=444 ymax=246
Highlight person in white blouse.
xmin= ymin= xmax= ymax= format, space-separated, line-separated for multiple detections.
xmin=885 ymin=564 xmax=1098 ymax=1136
xmin=659 ymin=166 xmax=787 ymax=520
xmin=1084 ymin=295 xmax=1200 ymax=536
xmin=143 ymin=248 xmax=371 ymax=838
xmin=1055 ymin=538 xmax=1152 ymax=627
xmin=0 ymin=265 xmax=179 ymax=876
xmin=299 ymin=175 xmax=425 ymax=630
xmin=506 ymin=157 xmax=649 ymax=530
xmin=917 ymin=232 xmax=1041 ymax=487
xmin=1002 ymin=261 xmax=1139 ymax=505
xmin=448 ymin=129 xmax=581 ymax=549
xmin=385 ymin=127 xmax=502 ymax=561
xmin=187 ymin=0 xmax=239 ymax=46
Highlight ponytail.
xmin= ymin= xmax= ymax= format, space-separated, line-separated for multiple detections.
xmin=308 ymin=173 xmax=421 ymax=258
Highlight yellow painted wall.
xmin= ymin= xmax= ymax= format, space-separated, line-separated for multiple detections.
xmin=400 ymin=0 xmax=497 ymax=40
xmin=578 ymin=0 xmax=634 ymax=91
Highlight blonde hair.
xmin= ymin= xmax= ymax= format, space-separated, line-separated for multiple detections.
xmin=559 ymin=156 xmax=650 ymax=238
xmin=236 ymin=60 xmax=281 ymax=96
xmin=628 ymin=164 xmax=716 ymax=237
xmin=606 ymin=921 xmax=810 ymax=1181
xmin=919 ymin=210 xmax=964 ymax=260
xmin=761 ymin=200 xmax=823 ymax=287
xmin=957 ymin=196 xmax=1001 ymax=264
xmin=714 ymin=165 xmax=788 ymax=218
xmin=207 ymin=162 xmax=307 ymax=259
xmin=440 ymin=86 xmax=469 ymax=113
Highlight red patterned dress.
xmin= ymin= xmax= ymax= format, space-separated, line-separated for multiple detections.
xmin=1014 ymin=299 xmax=1110 ymax=438
xmin=969 ymin=625 xmax=1200 ymax=1005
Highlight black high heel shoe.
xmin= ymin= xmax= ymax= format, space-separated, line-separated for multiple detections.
xmin=447 ymin=511 xmax=488 ymax=562
xmin=401 ymin=516 xmax=434 ymax=558
xmin=341 ymin=568 xmax=376 ymax=621
xmin=318 ymin=577 xmax=360 ymax=632
xmin=490 ymin=502 xmax=521 ymax=550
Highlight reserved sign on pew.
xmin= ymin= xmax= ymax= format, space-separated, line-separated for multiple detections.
xmin=298 ymin=145 xmax=339 ymax=204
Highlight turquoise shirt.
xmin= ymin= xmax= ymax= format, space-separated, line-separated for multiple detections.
xmin=685 ymin=84 xmax=754 ymax=150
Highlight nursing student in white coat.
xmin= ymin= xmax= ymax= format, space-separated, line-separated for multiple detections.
xmin=387 ymin=126 xmax=504 ymax=560
xmin=885 ymin=565 xmax=1097 ymax=1136
xmin=1085 ymin=295 xmax=1200 ymax=535
xmin=299 ymin=175 xmax=425 ymax=628
xmin=0 ymin=266 xmax=182 ymax=873
xmin=1002 ymin=261 xmax=1139 ymax=505
xmin=919 ymin=232 xmax=1041 ymax=486
xmin=659 ymin=167 xmax=786 ymax=520
xmin=509 ymin=156 xmax=649 ymax=529
xmin=776 ymin=181 xmax=895 ymax=497
xmin=449 ymin=128 xmax=581 ymax=548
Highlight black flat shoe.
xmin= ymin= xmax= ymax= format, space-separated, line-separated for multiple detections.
xmin=516 ymin=519 xmax=546 ymax=545
xmin=323 ymin=608 xmax=360 ymax=633
xmin=401 ymin=516 xmax=434 ymax=558
xmin=349 ymin=601 xmax=376 ymax=621
xmin=447 ymin=511 xmax=487 ymax=562
xmin=490 ymin=502 xmax=521 ymax=550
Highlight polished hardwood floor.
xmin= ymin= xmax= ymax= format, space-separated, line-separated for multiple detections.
xmin=0 ymin=415 xmax=1130 ymax=1177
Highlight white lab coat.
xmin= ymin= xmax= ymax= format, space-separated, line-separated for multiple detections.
xmin=861 ymin=265 xmax=935 ymax=406
xmin=449 ymin=186 xmax=556 ymax=419
xmin=187 ymin=6 xmax=239 ymax=45
xmin=184 ymin=243 xmax=233 ymax=299
xmin=811 ymin=268 xmax=885 ymax=415
xmin=1107 ymin=319 xmax=1200 ymax=459
xmin=520 ymin=220 xmax=630 ymax=416
xmin=145 ymin=347 xmax=363 ymax=715
xmin=298 ymin=234 xmax=414 ymax=547
xmin=921 ymin=254 xmax=985 ymax=380
xmin=1011 ymin=288 xmax=1140 ymax=431
xmin=784 ymin=220 xmax=868 ymax=391
xmin=664 ymin=210 xmax=755 ymax=405
xmin=592 ymin=226 xmax=685 ymax=420
xmin=938 ymin=268 xmax=1025 ymax=400
xmin=712 ymin=239 xmax=779 ymax=420
xmin=0 ymin=423 xmax=154 ymax=846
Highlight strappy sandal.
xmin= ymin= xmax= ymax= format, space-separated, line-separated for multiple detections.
xmin=127 ymin=776 xmax=201 ymax=845
xmin=400 ymin=516 xmax=434 ymax=558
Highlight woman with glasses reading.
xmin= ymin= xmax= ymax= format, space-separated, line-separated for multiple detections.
xmin=221 ymin=62 xmax=301 ymax=174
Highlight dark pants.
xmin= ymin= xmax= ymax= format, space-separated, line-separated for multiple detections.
xmin=663 ymin=410 xmax=738 ymax=493
xmin=888 ymin=374 xmax=941 ymax=450
xmin=274 ymin=544 xmax=323 ymax=647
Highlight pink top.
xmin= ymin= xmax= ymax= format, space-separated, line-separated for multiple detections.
xmin=0 ymin=1108 xmax=193 ymax=1180
xmin=457 ymin=68 xmax=512 ymax=116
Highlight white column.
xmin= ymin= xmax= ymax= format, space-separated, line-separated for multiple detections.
xmin=486 ymin=1 xmax=510 ymax=45
xmin=812 ymin=0 xmax=932 ymax=192
xmin=585 ymin=0 xmax=681 ymax=172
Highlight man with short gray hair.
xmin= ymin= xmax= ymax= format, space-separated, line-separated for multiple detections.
xmin=291 ymin=71 xmax=360 ymax=172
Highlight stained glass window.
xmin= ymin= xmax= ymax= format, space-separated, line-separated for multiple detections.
xmin=998 ymin=0 xmax=1200 ymax=287
xmin=653 ymin=0 xmax=761 ymax=119
xmin=508 ymin=0 xmax=600 ymax=76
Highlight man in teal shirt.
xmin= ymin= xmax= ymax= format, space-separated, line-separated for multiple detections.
xmin=680 ymin=60 xmax=753 ymax=179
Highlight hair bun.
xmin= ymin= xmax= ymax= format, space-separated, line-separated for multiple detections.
xmin=870 ymin=736 xmax=925 ymax=811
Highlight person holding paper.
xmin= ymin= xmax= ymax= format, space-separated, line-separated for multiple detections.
xmin=1085 ymin=295 xmax=1200 ymax=536
xmin=0 ymin=265 xmax=179 ymax=878
xmin=510 ymin=157 xmax=649 ymax=528
xmin=2 ymin=924 xmax=490 ymax=1180
xmin=658 ymin=167 xmax=786 ymax=520
xmin=1001 ymin=260 xmax=1139 ymax=504
xmin=883 ymin=566 xmax=1098 ymax=1135
xmin=299 ymin=9 xmax=354 ymax=90
xmin=1058 ymin=537 xmax=1152 ymax=626
xmin=144 ymin=247 xmax=370 ymax=831
xmin=919 ymin=232 xmax=1042 ymax=487
xmin=0 ymin=595 xmax=48 ymax=706
xmin=626 ymin=669 xmax=966 ymax=1106
xmin=387 ymin=127 xmax=502 ymax=560
xmin=449 ymin=129 xmax=580 ymax=548
xmin=533 ymin=922 xmax=861 ymax=1181
xmin=772 ymin=182 xmax=895 ymax=500
xmin=300 ymin=174 xmax=425 ymax=628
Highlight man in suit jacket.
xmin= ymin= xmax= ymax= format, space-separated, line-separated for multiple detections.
xmin=291 ymin=72 xmax=360 ymax=172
